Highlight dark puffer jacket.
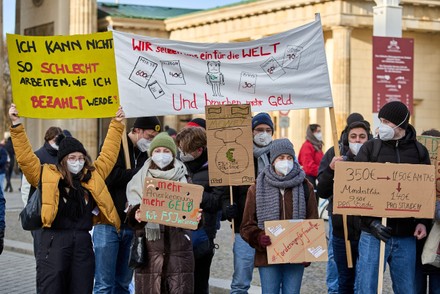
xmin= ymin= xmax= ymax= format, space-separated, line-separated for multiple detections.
xmin=128 ymin=206 xmax=194 ymax=294
xmin=355 ymin=125 xmax=431 ymax=236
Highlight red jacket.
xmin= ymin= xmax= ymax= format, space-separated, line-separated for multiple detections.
xmin=298 ymin=140 xmax=323 ymax=178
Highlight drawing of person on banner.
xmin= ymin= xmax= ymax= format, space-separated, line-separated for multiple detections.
xmin=205 ymin=61 xmax=225 ymax=97
xmin=240 ymin=138 xmax=318 ymax=294
xmin=355 ymin=101 xmax=430 ymax=294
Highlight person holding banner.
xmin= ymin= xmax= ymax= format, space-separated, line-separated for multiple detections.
xmin=126 ymin=132 xmax=194 ymax=294
xmin=355 ymin=101 xmax=430 ymax=294
xmin=93 ymin=116 xmax=161 ymax=294
xmin=317 ymin=120 xmax=371 ymax=293
xmin=8 ymin=103 xmax=124 ymax=294
xmin=175 ymin=126 xmax=226 ymax=294
xmin=240 ymin=138 xmax=318 ymax=294
xmin=298 ymin=123 xmax=324 ymax=189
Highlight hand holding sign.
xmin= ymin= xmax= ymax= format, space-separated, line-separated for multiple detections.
xmin=9 ymin=104 xmax=21 ymax=126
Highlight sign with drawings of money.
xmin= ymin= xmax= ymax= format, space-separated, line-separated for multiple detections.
xmin=139 ymin=177 xmax=203 ymax=230
xmin=206 ymin=104 xmax=255 ymax=186
xmin=112 ymin=14 xmax=334 ymax=118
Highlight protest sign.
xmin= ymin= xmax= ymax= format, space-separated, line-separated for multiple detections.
xmin=112 ymin=14 xmax=333 ymax=117
xmin=417 ymin=135 xmax=440 ymax=200
xmin=6 ymin=31 xmax=119 ymax=119
xmin=206 ymin=104 xmax=254 ymax=186
xmin=333 ymin=161 xmax=436 ymax=218
xmin=139 ymin=177 xmax=203 ymax=230
xmin=265 ymin=219 xmax=328 ymax=264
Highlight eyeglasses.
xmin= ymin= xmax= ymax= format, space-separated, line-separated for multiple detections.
xmin=67 ymin=156 xmax=85 ymax=164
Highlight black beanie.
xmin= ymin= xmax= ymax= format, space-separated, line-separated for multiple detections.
xmin=252 ymin=112 xmax=274 ymax=132
xmin=346 ymin=113 xmax=364 ymax=126
xmin=133 ymin=117 xmax=161 ymax=132
xmin=378 ymin=101 xmax=410 ymax=130
xmin=56 ymin=134 xmax=87 ymax=163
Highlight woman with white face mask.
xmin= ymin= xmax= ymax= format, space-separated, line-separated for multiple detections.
xmin=317 ymin=120 xmax=370 ymax=293
xmin=8 ymin=103 xmax=124 ymax=294
xmin=241 ymin=138 xmax=318 ymax=294
xmin=298 ymin=124 xmax=324 ymax=189
xmin=126 ymin=132 xmax=194 ymax=294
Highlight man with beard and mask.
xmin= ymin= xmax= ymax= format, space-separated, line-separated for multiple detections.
xmin=222 ymin=112 xmax=275 ymax=293
xmin=93 ymin=116 xmax=161 ymax=294
xmin=175 ymin=126 xmax=227 ymax=294
xmin=355 ymin=101 xmax=430 ymax=294
xmin=317 ymin=121 xmax=371 ymax=293
xmin=19 ymin=126 xmax=64 ymax=260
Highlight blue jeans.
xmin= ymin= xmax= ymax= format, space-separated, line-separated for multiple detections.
xmin=327 ymin=215 xmax=338 ymax=293
xmin=231 ymin=233 xmax=255 ymax=293
xmin=259 ymin=263 xmax=304 ymax=294
xmin=357 ymin=231 xmax=416 ymax=294
xmin=0 ymin=173 xmax=5 ymax=192
xmin=93 ymin=224 xmax=134 ymax=294
xmin=0 ymin=186 xmax=5 ymax=230
xmin=332 ymin=235 xmax=359 ymax=294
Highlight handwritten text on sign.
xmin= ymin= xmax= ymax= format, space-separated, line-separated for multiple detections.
xmin=265 ymin=219 xmax=328 ymax=264
xmin=139 ymin=177 xmax=203 ymax=230
xmin=6 ymin=32 xmax=119 ymax=119
xmin=206 ymin=104 xmax=255 ymax=186
xmin=112 ymin=15 xmax=333 ymax=117
xmin=333 ymin=162 xmax=436 ymax=218
xmin=417 ymin=135 xmax=440 ymax=200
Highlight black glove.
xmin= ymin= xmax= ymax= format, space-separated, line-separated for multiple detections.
xmin=225 ymin=203 xmax=238 ymax=219
xmin=369 ymin=220 xmax=392 ymax=242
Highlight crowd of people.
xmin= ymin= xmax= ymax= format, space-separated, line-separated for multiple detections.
xmin=0 ymin=100 xmax=439 ymax=294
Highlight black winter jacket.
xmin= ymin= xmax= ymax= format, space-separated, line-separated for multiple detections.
xmin=355 ymin=125 xmax=431 ymax=236
xmin=185 ymin=149 xmax=225 ymax=239
xmin=317 ymin=146 xmax=361 ymax=240
xmin=105 ymin=134 xmax=148 ymax=223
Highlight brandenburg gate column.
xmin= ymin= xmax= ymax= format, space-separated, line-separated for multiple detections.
xmin=331 ymin=26 xmax=352 ymax=134
xmin=69 ymin=0 xmax=99 ymax=158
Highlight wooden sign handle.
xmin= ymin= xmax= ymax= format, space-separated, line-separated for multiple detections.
xmin=329 ymin=107 xmax=353 ymax=267
xmin=377 ymin=217 xmax=387 ymax=294
xmin=121 ymin=122 xmax=131 ymax=169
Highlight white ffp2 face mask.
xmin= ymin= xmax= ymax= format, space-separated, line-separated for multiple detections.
xmin=253 ymin=132 xmax=272 ymax=147
xmin=50 ymin=143 xmax=59 ymax=150
xmin=152 ymin=153 xmax=173 ymax=169
xmin=314 ymin=132 xmax=323 ymax=141
xmin=67 ymin=161 xmax=84 ymax=174
xmin=137 ymin=138 xmax=151 ymax=153
xmin=274 ymin=160 xmax=294 ymax=176
xmin=378 ymin=123 xmax=396 ymax=141
xmin=349 ymin=142 xmax=363 ymax=156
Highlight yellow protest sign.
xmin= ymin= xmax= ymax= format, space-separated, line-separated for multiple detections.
xmin=6 ymin=32 xmax=119 ymax=119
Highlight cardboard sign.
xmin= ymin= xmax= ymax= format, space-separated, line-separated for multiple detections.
xmin=139 ymin=177 xmax=203 ymax=230
xmin=334 ymin=162 xmax=436 ymax=218
xmin=206 ymin=104 xmax=255 ymax=186
xmin=417 ymin=136 xmax=440 ymax=200
xmin=6 ymin=32 xmax=119 ymax=119
xmin=265 ymin=219 xmax=328 ymax=264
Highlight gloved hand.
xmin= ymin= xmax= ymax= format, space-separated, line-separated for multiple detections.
xmin=369 ymin=220 xmax=392 ymax=242
xmin=225 ymin=203 xmax=238 ymax=219
xmin=258 ymin=234 xmax=272 ymax=248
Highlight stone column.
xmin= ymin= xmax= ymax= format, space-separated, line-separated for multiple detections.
xmin=69 ymin=0 xmax=99 ymax=158
xmin=331 ymin=26 xmax=352 ymax=134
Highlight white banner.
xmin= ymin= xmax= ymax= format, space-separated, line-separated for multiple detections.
xmin=113 ymin=14 xmax=333 ymax=117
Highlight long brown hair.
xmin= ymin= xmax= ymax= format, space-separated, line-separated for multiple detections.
xmin=57 ymin=154 xmax=95 ymax=187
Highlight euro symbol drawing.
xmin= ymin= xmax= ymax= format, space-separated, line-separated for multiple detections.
xmin=226 ymin=148 xmax=236 ymax=163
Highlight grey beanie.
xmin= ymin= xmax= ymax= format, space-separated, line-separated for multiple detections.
xmin=270 ymin=138 xmax=295 ymax=163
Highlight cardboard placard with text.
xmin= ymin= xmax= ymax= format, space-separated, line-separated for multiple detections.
xmin=139 ymin=177 xmax=203 ymax=230
xmin=333 ymin=162 xmax=436 ymax=218
xmin=265 ymin=219 xmax=328 ymax=264
xmin=206 ymin=104 xmax=255 ymax=186
xmin=417 ymin=135 xmax=440 ymax=200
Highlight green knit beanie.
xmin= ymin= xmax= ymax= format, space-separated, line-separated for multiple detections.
xmin=148 ymin=132 xmax=177 ymax=157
